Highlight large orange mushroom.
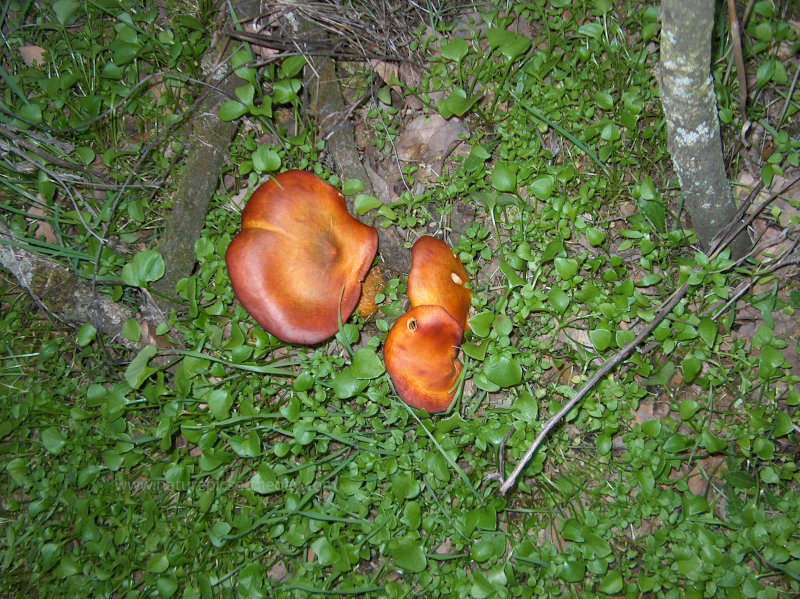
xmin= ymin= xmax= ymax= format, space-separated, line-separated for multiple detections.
xmin=226 ymin=170 xmax=378 ymax=345
xmin=407 ymin=236 xmax=472 ymax=332
xmin=384 ymin=305 xmax=463 ymax=413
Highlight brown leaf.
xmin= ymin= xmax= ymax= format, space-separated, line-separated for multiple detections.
xmin=740 ymin=171 xmax=800 ymax=260
xmin=27 ymin=205 xmax=57 ymax=244
xmin=267 ymin=560 xmax=288 ymax=582
xmin=370 ymin=59 xmax=400 ymax=88
xmin=396 ymin=114 xmax=467 ymax=163
xmin=357 ymin=265 xmax=386 ymax=320
xmin=687 ymin=456 xmax=724 ymax=497
xmin=20 ymin=45 xmax=46 ymax=66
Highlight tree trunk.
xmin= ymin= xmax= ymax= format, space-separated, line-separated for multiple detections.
xmin=659 ymin=0 xmax=750 ymax=258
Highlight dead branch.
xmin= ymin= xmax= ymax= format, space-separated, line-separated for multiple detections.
xmin=0 ymin=220 xmax=161 ymax=352
xmin=151 ymin=3 xmax=261 ymax=306
xmin=498 ymin=282 xmax=690 ymax=495
xmin=224 ymin=29 xmax=422 ymax=65
xmin=497 ymin=174 xmax=800 ymax=496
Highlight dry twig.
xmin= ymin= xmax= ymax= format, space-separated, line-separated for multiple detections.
xmin=498 ymin=174 xmax=800 ymax=496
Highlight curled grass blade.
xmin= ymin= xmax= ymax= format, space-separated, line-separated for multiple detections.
xmin=512 ymin=93 xmax=610 ymax=175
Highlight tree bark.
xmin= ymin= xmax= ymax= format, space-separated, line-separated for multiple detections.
xmin=0 ymin=221 xmax=160 ymax=352
xmin=152 ymin=1 xmax=264 ymax=305
xmin=659 ymin=0 xmax=751 ymax=258
xmin=151 ymin=55 xmax=242 ymax=306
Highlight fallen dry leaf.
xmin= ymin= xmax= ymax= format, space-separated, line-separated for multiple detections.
xmin=370 ymin=59 xmax=400 ymax=89
xmin=399 ymin=64 xmax=424 ymax=111
xmin=267 ymin=560 xmax=288 ymax=582
xmin=357 ymin=265 xmax=385 ymax=320
xmin=395 ymin=113 xmax=467 ymax=163
xmin=686 ymin=455 xmax=724 ymax=497
xmin=27 ymin=205 xmax=57 ymax=244
xmin=20 ymin=45 xmax=46 ymax=66
xmin=226 ymin=185 xmax=251 ymax=212
xmin=737 ymin=169 xmax=800 ymax=260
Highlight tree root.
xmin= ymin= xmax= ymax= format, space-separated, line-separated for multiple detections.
xmin=286 ymin=11 xmax=412 ymax=275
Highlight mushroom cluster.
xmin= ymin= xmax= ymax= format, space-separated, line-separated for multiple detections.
xmin=226 ymin=173 xmax=471 ymax=414
xmin=385 ymin=236 xmax=472 ymax=413
xmin=226 ymin=171 xmax=378 ymax=345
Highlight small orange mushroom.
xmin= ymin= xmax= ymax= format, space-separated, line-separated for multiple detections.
xmin=225 ymin=170 xmax=378 ymax=345
xmin=407 ymin=236 xmax=472 ymax=332
xmin=384 ymin=305 xmax=463 ymax=413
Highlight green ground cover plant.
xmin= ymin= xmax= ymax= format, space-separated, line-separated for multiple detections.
xmin=1 ymin=1 xmax=799 ymax=597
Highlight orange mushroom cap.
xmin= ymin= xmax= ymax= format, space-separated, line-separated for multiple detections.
xmin=225 ymin=170 xmax=378 ymax=345
xmin=384 ymin=305 xmax=463 ymax=413
xmin=407 ymin=236 xmax=472 ymax=332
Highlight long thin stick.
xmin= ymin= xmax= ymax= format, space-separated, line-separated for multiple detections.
xmin=498 ymin=282 xmax=689 ymax=495
xmin=498 ymin=175 xmax=800 ymax=495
